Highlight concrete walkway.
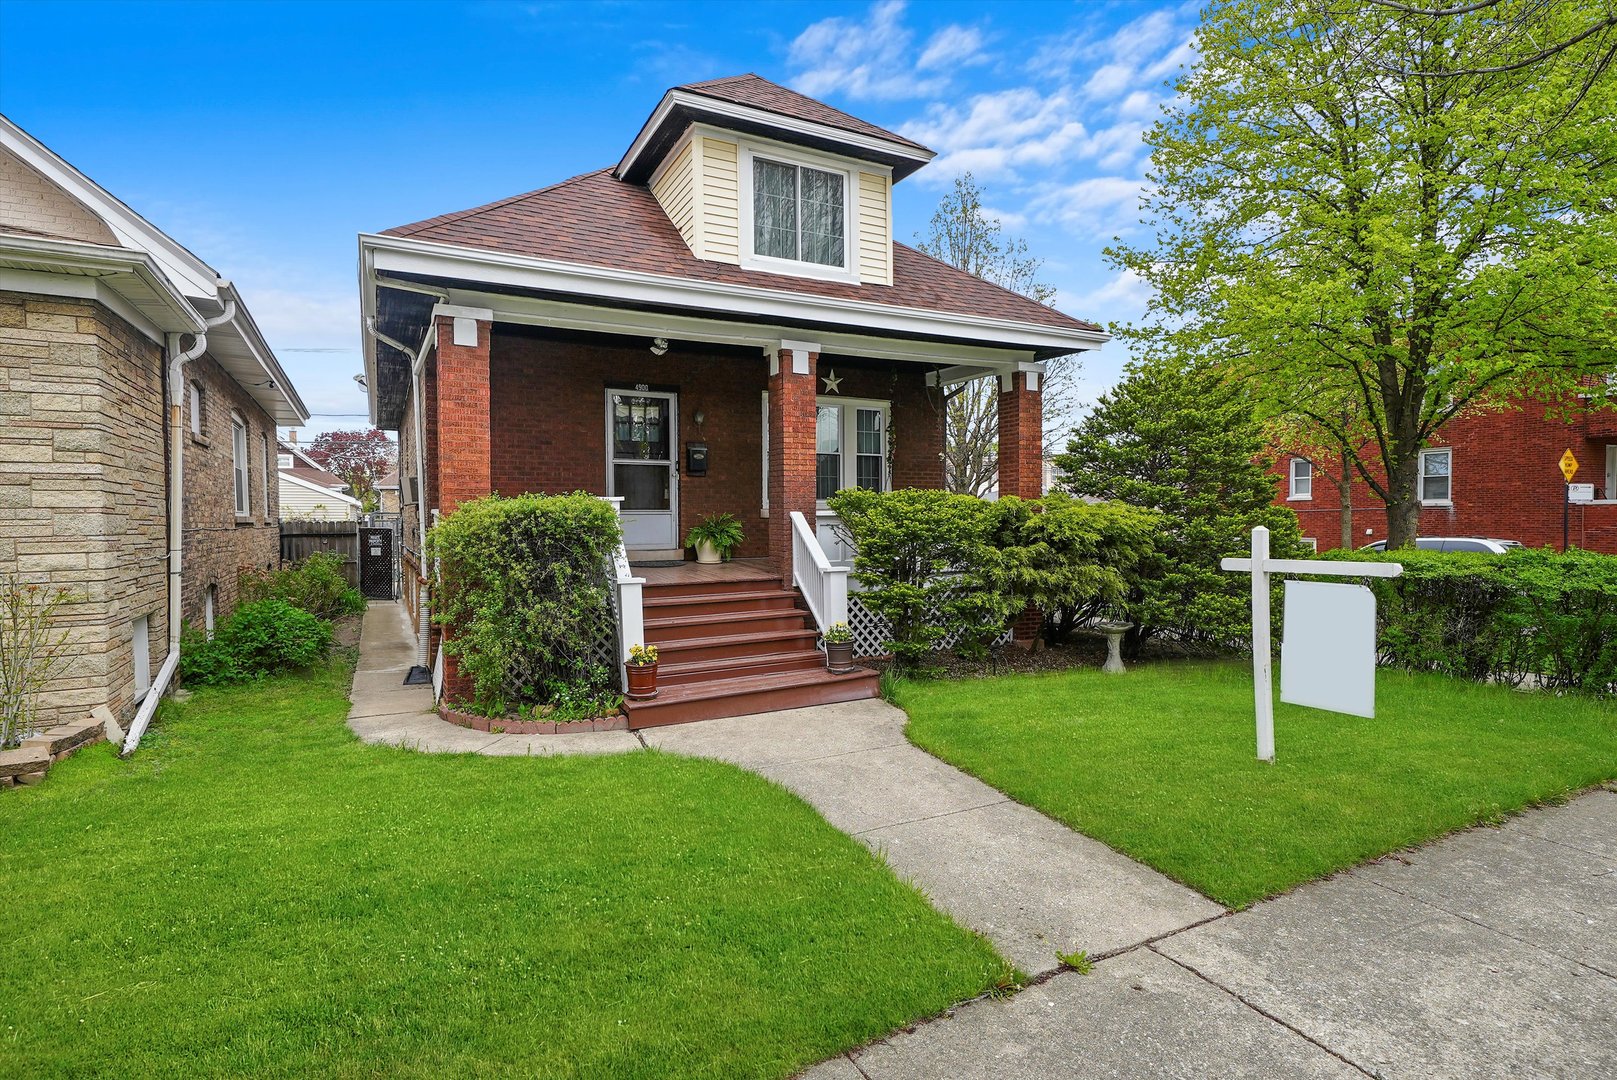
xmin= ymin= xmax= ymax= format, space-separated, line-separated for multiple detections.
xmin=345 ymin=602 xmax=639 ymax=756
xmin=801 ymin=789 xmax=1617 ymax=1080
xmin=642 ymin=704 xmax=1223 ymax=976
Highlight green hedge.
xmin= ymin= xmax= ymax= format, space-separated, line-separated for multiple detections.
xmin=181 ymin=599 xmax=334 ymax=686
xmin=1317 ymin=548 xmax=1617 ymax=692
xmin=240 ymin=552 xmax=365 ymax=621
xmin=428 ymin=492 xmax=621 ymax=712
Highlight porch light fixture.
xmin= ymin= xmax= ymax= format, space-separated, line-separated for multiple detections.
xmin=693 ymin=409 xmax=706 ymax=426
xmin=650 ymin=337 xmax=669 ymax=356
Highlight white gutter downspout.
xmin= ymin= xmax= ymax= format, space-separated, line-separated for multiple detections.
xmin=123 ymin=292 xmax=237 ymax=755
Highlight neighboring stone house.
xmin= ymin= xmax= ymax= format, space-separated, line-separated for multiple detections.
xmin=277 ymin=437 xmax=361 ymax=521
xmin=1274 ymin=403 xmax=1617 ymax=553
xmin=0 ymin=115 xmax=307 ymax=733
xmin=359 ymin=74 xmax=1109 ymax=723
xmin=375 ymin=468 xmax=401 ymax=514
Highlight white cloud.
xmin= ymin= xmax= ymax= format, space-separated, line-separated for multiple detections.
xmin=903 ymin=86 xmax=1088 ymax=181
xmin=917 ymin=24 xmax=988 ymax=71
xmin=1062 ymin=268 xmax=1153 ymax=319
xmin=789 ymin=0 xmax=947 ymax=101
xmin=1026 ymin=176 xmax=1150 ymax=240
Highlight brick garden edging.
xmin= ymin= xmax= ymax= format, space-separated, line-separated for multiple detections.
xmin=436 ymin=703 xmax=628 ymax=735
xmin=0 ymin=716 xmax=109 ymax=788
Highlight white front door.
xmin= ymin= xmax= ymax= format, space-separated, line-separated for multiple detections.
xmin=606 ymin=389 xmax=678 ymax=550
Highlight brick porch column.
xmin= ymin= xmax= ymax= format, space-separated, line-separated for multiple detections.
xmin=998 ymin=368 xmax=1044 ymax=643
xmin=432 ymin=307 xmax=493 ymax=702
xmin=767 ymin=341 xmax=819 ymax=590
xmin=434 ymin=308 xmax=493 ymax=514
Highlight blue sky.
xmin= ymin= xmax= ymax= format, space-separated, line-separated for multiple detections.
xmin=0 ymin=0 xmax=1193 ymax=437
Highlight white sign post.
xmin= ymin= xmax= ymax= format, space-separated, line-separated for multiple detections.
xmin=1221 ymin=526 xmax=1402 ymax=762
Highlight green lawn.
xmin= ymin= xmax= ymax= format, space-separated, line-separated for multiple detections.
xmin=897 ymin=661 xmax=1617 ymax=909
xmin=0 ymin=657 xmax=1007 ymax=1079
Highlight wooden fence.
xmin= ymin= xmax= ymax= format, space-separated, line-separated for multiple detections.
xmin=280 ymin=520 xmax=359 ymax=587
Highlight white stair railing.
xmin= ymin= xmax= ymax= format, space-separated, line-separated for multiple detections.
xmin=601 ymin=497 xmax=645 ymax=692
xmin=790 ymin=510 xmax=849 ymax=642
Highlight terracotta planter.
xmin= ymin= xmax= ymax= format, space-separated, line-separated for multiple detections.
xmin=694 ymin=539 xmax=722 ymax=565
xmin=825 ymin=640 xmax=855 ymax=673
xmin=625 ymin=661 xmax=659 ymax=700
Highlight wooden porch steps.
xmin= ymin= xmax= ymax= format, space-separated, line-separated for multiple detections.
xmin=624 ymin=570 xmax=878 ymax=728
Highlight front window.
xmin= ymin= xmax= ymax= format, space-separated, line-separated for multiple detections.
xmin=815 ymin=401 xmax=887 ymax=501
xmin=752 ymin=157 xmax=845 ymax=268
xmin=1288 ymin=458 xmax=1313 ymax=500
xmin=1419 ymin=449 xmax=1451 ymax=504
xmin=232 ymin=415 xmax=250 ymax=517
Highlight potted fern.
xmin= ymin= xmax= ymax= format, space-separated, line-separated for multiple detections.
xmin=823 ymin=622 xmax=855 ymax=673
xmin=685 ymin=513 xmax=744 ymax=564
xmin=625 ymin=643 xmax=659 ymax=700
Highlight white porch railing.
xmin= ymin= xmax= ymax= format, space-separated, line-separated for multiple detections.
xmin=601 ymin=497 xmax=645 ymax=692
xmin=790 ymin=510 xmax=849 ymax=640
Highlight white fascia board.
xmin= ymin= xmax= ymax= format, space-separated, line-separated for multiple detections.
xmin=362 ymin=232 xmax=1108 ymax=356
xmin=216 ymin=280 xmax=310 ymax=423
xmin=358 ymin=239 xmax=381 ymax=426
xmin=281 ymin=471 xmax=363 ymax=505
xmin=0 ymin=235 xmax=206 ymax=337
xmin=1 ymin=116 xmax=221 ymax=302
xmin=421 ymin=284 xmax=1039 ymax=369
xmin=617 ymin=89 xmax=934 ymax=181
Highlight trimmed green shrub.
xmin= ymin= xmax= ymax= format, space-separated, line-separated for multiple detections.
xmin=240 ymin=552 xmax=365 ymax=621
xmin=1319 ymin=547 xmax=1617 ymax=692
xmin=429 ymin=492 xmax=622 ymax=712
xmin=180 ymin=599 xmax=334 ymax=686
xmin=829 ymin=489 xmax=1010 ymax=669
xmin=990 ymin=494 xmax=1161 ymax=645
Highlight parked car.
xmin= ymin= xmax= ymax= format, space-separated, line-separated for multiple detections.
xmin=1361 ymin=537 xmax=1524 ymax=554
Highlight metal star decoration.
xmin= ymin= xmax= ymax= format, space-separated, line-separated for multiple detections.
xmin=821 ymin=369 xmax=842 ymax=394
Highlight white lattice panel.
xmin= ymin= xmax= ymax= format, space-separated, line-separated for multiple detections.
xmin=847 ymin=594 xmax=1013 ymax=658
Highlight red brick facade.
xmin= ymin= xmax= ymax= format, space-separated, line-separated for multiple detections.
xmin=434 ymin=313 xmax=492 ymax=514
xmin=768 ymin=347 xmax=819 ymax=587
xmin=996 ymin=370 xmax=1044 ymax=640
xmin=1274 ymin=405 xmax=1617 ymax=553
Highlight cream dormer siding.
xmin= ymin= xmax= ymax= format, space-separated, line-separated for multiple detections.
xmin=856 ymin=170 xmax=892 ymax=286
xmin=648 ymin=125 xmax=893 ymax=285
xmin=699 ymin=136 xmax=741 ymax=264
xmin=650 ymin=138 xmax=697 ymax=253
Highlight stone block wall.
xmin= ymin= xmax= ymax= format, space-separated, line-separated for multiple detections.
xmin=0 ymin=291 xmax=167 ymax=725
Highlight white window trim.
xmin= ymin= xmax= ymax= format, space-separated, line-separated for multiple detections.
xmin=815 ymin=395 xmax=890 ymax=506
xmin=1300 ymin=537 xmax=1318 ymax=552
xmin=278 ymin=453 xmax=294 ymax=468
xmin=231 ymin=413 xmax=251 ymax=518
xmin=1418 ymin=448 xmax=1453 ymax=506
xmin=1288 ymin=457 xmax=1313 ymax=501
xmin=260 ymin=433 xmax=271 ymax=522
xmin=738 ymin=140 xmax=860 ymax=285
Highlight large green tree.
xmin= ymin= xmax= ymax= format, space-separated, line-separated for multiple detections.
xmin=1056 ymin=357 xmax=1304 ymax=653
xmin=1112 ymin=0 xmax=1617 ymax=547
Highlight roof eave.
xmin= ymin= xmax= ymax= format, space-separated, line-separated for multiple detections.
xmin=616 ymin=89 xmax=935 ymax=185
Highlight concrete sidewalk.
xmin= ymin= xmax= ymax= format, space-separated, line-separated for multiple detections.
xmin=802 ymin=789 xmax=1617 ymax=1080
xmin=345 ymin=602 xmax=639 ymax=756
xmin=643 ymin=702 xmax=1223 ymax=977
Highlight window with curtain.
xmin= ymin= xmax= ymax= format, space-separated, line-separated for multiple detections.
xmin=753 ymin=157 xmax=845 ymax=268
xmin=232 ymin=414 xmax=250 ymax=516
xmin=1419 ymin=449 xmax=1452 ymax=503
xmin=813 ymin=401 xmax=887 ymax=502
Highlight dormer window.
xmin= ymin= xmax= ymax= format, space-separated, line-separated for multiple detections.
xmin=740 ymin=145 xmax=858 ymax=282
xmin=752 ymin=157 xmax=845 ymax=268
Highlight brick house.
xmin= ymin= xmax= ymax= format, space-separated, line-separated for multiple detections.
xmin=0 ymin=115 xmax=307 ymax=739
xmin=358 ymin=75 xmax=1107 ymax=723
xmin=1274 ymin=404 xmax=1617 ymax=553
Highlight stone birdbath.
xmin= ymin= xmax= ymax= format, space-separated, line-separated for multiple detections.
xmin=1090 ymin=619 xmax=1133 ymax=674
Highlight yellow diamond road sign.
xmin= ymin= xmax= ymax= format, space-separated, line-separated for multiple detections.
xmin=1560 ymin=449 xmax=1579 ymax=483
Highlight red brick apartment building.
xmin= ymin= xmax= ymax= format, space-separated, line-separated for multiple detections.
xmin=1275 ymin=403 xmax=1617 ymax=553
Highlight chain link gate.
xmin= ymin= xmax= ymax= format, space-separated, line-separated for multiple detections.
xmin=359 ymin=526 xmax=397 ymax=600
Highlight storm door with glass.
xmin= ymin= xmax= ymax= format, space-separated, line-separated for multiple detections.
xmin=606 ymin=390 xmax=678 ymax=550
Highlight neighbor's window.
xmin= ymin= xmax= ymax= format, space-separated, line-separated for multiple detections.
xmin=1300 ymin=537 xmax=1318 ymax=552
xmin=232 ymin=414 xmax=250 ymax=516
xmin=1419 ymin=448 xmax=1452 ymax=504
xmin=752 ymin=157 xmax=845 ymax=268
xmin=1288 ymin=458 xmax=1313 ymax=500
xmin=188 ymin=381 xmax=204 ymax=437
xmin=278 ymin=452 xmax=293 ymax=468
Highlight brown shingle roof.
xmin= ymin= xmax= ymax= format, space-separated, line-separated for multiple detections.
xmin=678 ymin=74 xmax=932 ymax=155
xmin=382 ymin=169 xmax=1099 ymax=335
xmin=281 ymin=465 xmax=345 ymax=490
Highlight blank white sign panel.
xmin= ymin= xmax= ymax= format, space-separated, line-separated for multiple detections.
xmin=1280 ymin=580 xmax=1377 ymax=718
